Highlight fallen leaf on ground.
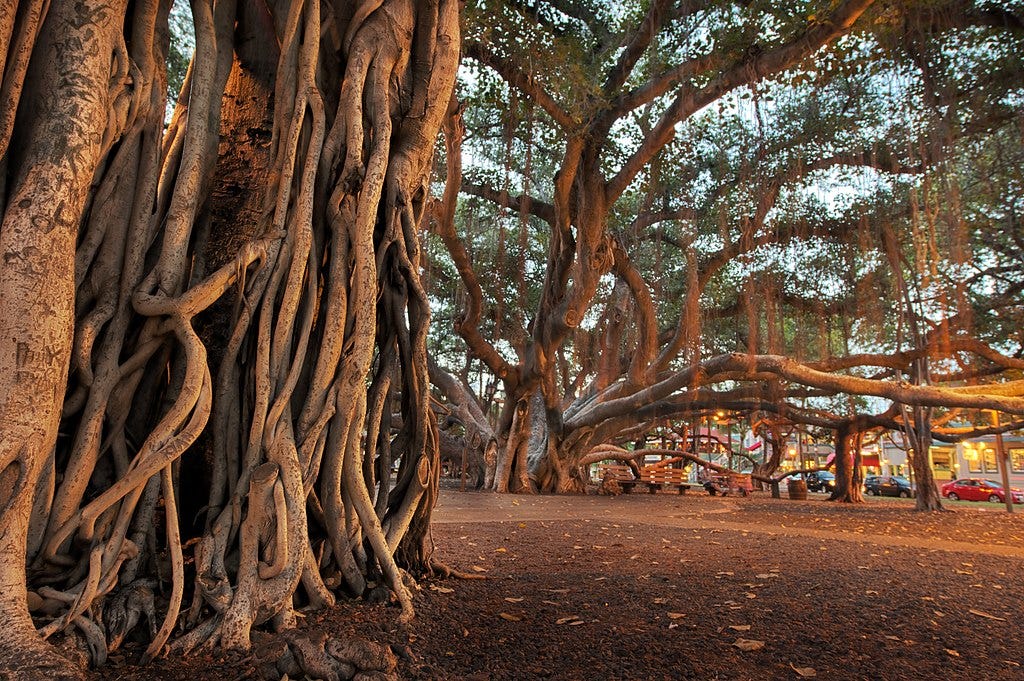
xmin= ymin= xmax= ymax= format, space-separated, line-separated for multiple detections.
xmin=667 ymin=613 xmax=686 ymax=619
xmin=968 ymin=609 xmax=1005 ymax=621
xmin=471 ymin=565 xmax=488 ymax=572
xmin=729 ymin=625 xmax=751 ymax=631
xmin=498 ymin=612 xmax=521 ymax=622
xmin=428 ymin=584 xmax=454 ymax=593
xmin=790 ymin=663 xmax=817 ymax=677
xmin=945 ymin=649 xmax=960 ymax=657
xmin=733 ymin=638 xmax=765 ymax=651
xmin=555 ymin=616 xmax=582 ymax=625
xmin=504 ymin=597 xmax=524 ymax=603
xmin=653 ymin=597 xmax=669 ymax=604
xmin=495 ymin=547 xmax=507 ymax=553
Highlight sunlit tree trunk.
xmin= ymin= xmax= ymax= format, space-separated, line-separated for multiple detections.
xmin=0 ymin=0 xmax=459 ymax=676
xmin=0 ymin=0 xmax=128 ymax=674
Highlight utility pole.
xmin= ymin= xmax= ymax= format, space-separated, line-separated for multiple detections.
xmin=992 ymin=410 xmax=1014 ymax=514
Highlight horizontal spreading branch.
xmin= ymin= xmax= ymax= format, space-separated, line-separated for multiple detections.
xmin=568 ymin=352 xmax=1024 ymax=431
xmin=460 ymin=180 xmax=556 ymax=224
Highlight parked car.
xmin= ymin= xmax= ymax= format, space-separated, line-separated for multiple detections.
xmin=941 ymin=478 xmax=1024 ymax=504
xmin=806 ymin=471 xmax=836 ymax=493
xmin=864 ymin=475 xmax=915 ymax=498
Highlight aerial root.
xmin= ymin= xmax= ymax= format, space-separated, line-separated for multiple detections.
xmin=428 ymin=558 xmax=488 ymax=580
xmin=251 ymin=631 xmax=399 ymax=681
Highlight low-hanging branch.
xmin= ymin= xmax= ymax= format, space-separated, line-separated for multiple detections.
xmin=568 ymin=352 xmax=1024 ymax=432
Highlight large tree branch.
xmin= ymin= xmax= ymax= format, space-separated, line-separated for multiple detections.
xmin=902 ymin=0 xmax=1024 ymax=35
xmin=568 ymin=352 xmax=1024 ymax=431
xmin=461 ymin=180 xmax=556 ymax=224
xmin=431 ymin=104 xmax=518 ymax=385
xmin=607 ymin=54 xmax=717 ymax=120
xmin=606 ymin=0 xmax=876 ymax=203
xmin=610 ymin=238 xmax=658 ymax=385
xmin=464 ymin=40 xmax=577 ymax=131
xmin=601 ymin=0 xmax=675 ymax=96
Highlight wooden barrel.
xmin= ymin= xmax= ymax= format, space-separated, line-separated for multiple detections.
xmin=788 ymin=479 xmax=808 ymax=500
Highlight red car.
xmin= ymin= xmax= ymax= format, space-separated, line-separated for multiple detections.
xmin=941 ymin=478 xmax=1024 ymax=504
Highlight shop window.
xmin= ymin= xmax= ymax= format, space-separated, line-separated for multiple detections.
xmin=983 ymin=448 xmax=998 ymax=474
xmin=966 ymin=449 xmax=982 ymax=473
xmin=930 ymin=449 xmax=951 ymax=472
xmin=1011 ymin=448 xmax=1024 ymax=474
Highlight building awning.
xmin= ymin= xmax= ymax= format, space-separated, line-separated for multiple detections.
xmin=861 ymin=454 xmax=880 ymax=467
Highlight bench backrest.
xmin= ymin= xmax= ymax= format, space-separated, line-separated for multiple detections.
xmin=637 ymin=467 xmax=688 ymax=484
xmin=596 ymin=464 xmax=635 ymax=481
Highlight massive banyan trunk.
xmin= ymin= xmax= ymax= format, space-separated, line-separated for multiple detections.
xmin=0 ymin=0 xmax=458 ymax=675
xmin=830 ymin=423 xmax=864 ymax=503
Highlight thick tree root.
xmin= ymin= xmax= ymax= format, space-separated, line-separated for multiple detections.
xmin=429 ymin=559 xmax=488 ymax=580
xmin=0 ymin=634 xmax=85 ymax=681
xmin=252 ymin=632 xmax=398 ymax=681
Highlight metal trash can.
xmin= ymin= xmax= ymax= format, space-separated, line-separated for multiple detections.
xmin=788 ymin=479 xmax=807 ymax=500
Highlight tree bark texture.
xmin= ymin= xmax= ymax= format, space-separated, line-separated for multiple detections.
xmin=0 ymin=0 xmax=458 ymax=675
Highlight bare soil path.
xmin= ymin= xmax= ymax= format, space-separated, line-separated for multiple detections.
xmin=109 ymin=487 xmax=1024 ymax=680
xmin=435 ymin=490 xmax=1024 ymax=559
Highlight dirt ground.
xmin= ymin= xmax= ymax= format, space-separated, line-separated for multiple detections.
xmin=105 ymin=485 xmax=1024 ymax=680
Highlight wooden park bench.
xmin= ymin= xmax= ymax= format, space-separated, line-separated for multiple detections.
xmin=704 ymin=472 xmax=754 ymax=497
xmin=636 ymin=466 xmax=692 ymax=494
xmin=595 ymin=463 xmax=637 ymax=493
xmin=595 ymin=462 xmax=694 ymax=494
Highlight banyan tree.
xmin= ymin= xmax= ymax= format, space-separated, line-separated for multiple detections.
xmin=427 ymin=0 xmax=1024 ymax=501
xmin=0 ymin=0 xmax=458 ymax=676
